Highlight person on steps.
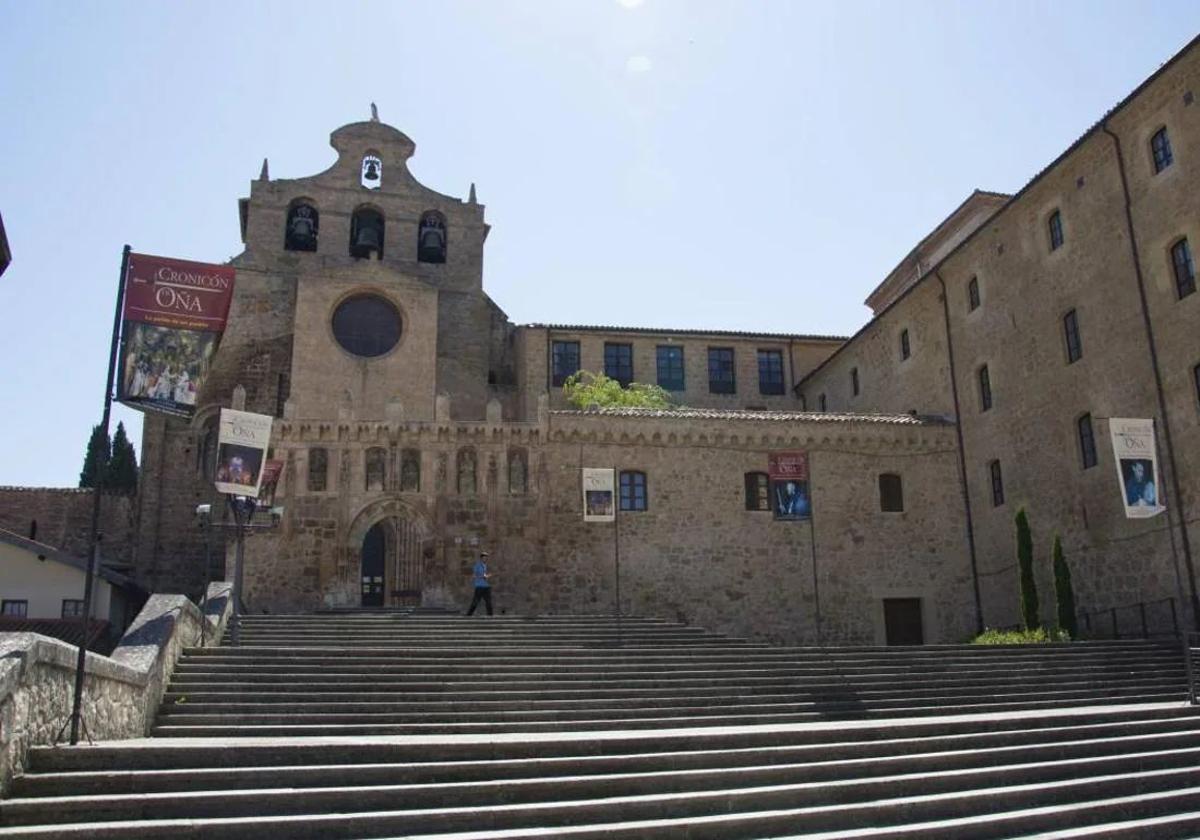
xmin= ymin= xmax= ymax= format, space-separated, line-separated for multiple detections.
xmin=466 ymin=551 xmax=494 ymax=616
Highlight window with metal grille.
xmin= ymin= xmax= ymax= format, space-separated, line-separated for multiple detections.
xmin=744 ymin=472 xmax=770 ymax=511
xmin=757 ymin=350 xmax=785 ymax=395
xmin=978 ymin=365 xmax=992 ymax=412
xmin=604 ymin=343 xmax=633 ymax=387
xmin=1064 ymin=309 xmax=1082 ymax=364
xmin=968 ymin=276 xmax=981 ymax=311
xmin=1172 ymin=238 xmax=1196 ymax=299
xmin=1151 ymin=127 xmax=1173 ymax=173
xmin=989 ymin=460 xmax=1005 ymax=507
xmin=708 ymin=348 xmax=736 ymax=394
xmin=656 ymin=346 xmax=685 ymax=391
xmin=879 ymin=473 xmax=904 ymax=512
xmin=1049 ymin=210 xmax=1064 ymax=251
xmin=1078 ymin=413 xmax=1097 ymax=470
xmin=551 ymin=341 xmax=580 ymax=387
xmin=619 ymin=471 xmax=647 ymax=511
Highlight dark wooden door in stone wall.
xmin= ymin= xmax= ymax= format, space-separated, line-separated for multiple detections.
xmin=361 ymin=524 xmax=386 ymax=607
xmin=883 ymin=598 xmax=924 ymax=646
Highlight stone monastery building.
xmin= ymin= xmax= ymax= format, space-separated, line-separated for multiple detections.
xmin=66 ymin=36 xmax=1200 ymax=646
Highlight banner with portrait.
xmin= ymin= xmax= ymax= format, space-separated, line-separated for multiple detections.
xmin=214 ymin=409 xmax=273 ymax=497
xmin=769 ymin=451 xmax=811 ymax=521
xmin=582 ymin=468 xmax=616 ymax=522
xmin=117 ymin=252 xmax=235 ymax=419
xmin=1108 ymin=418 xmax=1165 ymax=519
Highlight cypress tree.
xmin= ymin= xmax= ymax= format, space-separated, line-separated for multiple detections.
xmin=106 ymin=421 xmax=139 ymax=493
xmin=1015 ymin=508 xmax=1040 ymax=631
xmin=78 ymin=424 xmax=111 ymax=489
xmin=1053 ymin=535 xmax=1077 ymax=639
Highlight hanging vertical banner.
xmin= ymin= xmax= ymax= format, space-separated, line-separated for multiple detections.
xmin=769 ymin=451 xmax=811 ymax=520
xmin=215 ymin=409 xmax=273 ymax=497
xmin=117 ymin=252 xmax=236 ymax=418
xmin=582 ymin=468 xmax=616 ymax=522
xmin=1109 ymin=418 xmax=1165 ymax=519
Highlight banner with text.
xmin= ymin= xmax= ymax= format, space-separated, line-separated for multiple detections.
xmin=769 ymin=451 xmax=811 ymax=521
xmin=215 ymin=409 xmax=273 ymax=497
xmin=582 ymin=468 xmax=616 ymax=522
xmin=1109 ymin=418 xmax=1165 ymax=519
xmin=117 ymin=252 xmax=236 ymax=418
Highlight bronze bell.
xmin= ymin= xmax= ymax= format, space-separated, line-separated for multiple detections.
xmin=363 ymin=160 xmax=380 ymax=181
xmin=355 ymin=223 xmax=381 ymax=251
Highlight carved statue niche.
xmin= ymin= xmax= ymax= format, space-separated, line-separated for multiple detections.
xmin=457 ymin=448 xmax=477 ymax=495
xmin=365 ymin=447 xmax=387 ymax=492
xmin=284 ymin=203 xmax=319 ymax=251
xmin=307 ymin=447 xmax=328 ymax=492
xmin=417 ymin=211 xmax=447 ymax=264
xmin=508 ymin=449 xmax=528 ymax=495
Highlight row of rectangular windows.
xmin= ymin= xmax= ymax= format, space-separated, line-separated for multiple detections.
xmin=305 ymin=448 xmax=529 ymax=495
xmin=605 ymin=471 xmax=908 ymax=513
xmin=0 ymin=599 xmax=85 ymax=618
xmin=552 ymin=342 xmax=787 ymax=396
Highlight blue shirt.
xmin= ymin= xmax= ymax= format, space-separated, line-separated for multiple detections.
xmin=473 ymin=560 xmax=490 ymax=588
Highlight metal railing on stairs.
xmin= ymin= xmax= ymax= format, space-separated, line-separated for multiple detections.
xmin=1078 ymin=596 xmax=1179 ymax=640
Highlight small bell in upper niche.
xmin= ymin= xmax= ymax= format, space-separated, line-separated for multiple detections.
xmin=363 ymin=161 xmax=379 ymax=181
xmin=361 ymin=154 xmax=382 ymax=189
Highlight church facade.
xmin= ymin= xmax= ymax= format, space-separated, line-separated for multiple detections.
xmin=125 ymin=36 xmax=1199 ymax=645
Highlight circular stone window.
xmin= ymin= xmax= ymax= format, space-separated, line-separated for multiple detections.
xmin=331 ymin=294 xmax=401 ymax=358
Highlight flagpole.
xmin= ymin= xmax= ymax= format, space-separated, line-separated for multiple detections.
xmin=67 ymin=244 xmax=130 ymax=746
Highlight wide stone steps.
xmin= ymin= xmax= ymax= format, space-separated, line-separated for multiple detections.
xmin=6 ymin=707 xmax=1200 ymax=838
xmin=3 ymin=613 xmax=1196 ymax=837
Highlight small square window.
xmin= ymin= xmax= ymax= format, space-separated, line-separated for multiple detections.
xmin=656 ymin=346 xmax=685 ymax=391
xmin=967 ymin=276 xmax=981 ymax=311
xmin=708 ymin=348 xmax=736 ymax=394
xmin=1152 ymin=127 xmax=1174 ymax=174
xmin=900 ymin=329 xmax=911 ymax=360
xmin=1078 ymin=413 xmax=1097 ymax=470
xmin=744 ymin=472 xmax=770 ymax=511
xmin=1 ymin=600 xmax=27 ymax=618
xmin=1172 ymin=239 xmax=1196 ymax=300
xmin=1049 ymin=210 xmax=1064 ymax=251
xmin=989 ymin=460 xmax=1005 ymax=507
xmin=757 ymin=350 xmax=785 ymax=395
xmin=552 ymin=341 xmax=581 ymax=387
xmin=1064 ymin=309 xmax=1082 ymax=364
xmin=604 ymin=343 xmax=633 ymax=387
xmin=62 ymin=599 xmax=86 ymax=619
xmin=619 ymin=471 xmax=647 ymax=511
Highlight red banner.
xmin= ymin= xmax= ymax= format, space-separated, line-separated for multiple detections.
xmin=768 ymin=451 xmax=808 ymax=481
xmin=123 ymin=253 xmax=235 ymax=332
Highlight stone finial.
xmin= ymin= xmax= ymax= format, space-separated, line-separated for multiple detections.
xmin=370 ymin=102 xmax=379 ymax=122
xmin=468 ymin=183 xmax=477 ymax=204
xmin=435 ymin=393 xmax=451 ymax=423
xmin=232 ymin=385 xmax=247 ymax=411
xmin=258 ymin=158 xmax=269 ymax=181
xmin=486 ymin=398 xmax=502 ymax=424
xmin=385 ymin=397 xmax=404 ymax=423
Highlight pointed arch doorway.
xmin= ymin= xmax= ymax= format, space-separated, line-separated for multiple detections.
xmin=359 ymin=517 xmax=425 ymax=607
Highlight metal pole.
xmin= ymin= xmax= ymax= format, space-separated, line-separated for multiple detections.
xmin=229 ymin=496 xmax=250 ymax=647
xmin=808 ymin=458 xmax=822 ymax=646
xmin=1151 ymin=416 xmax=1195 ymax=700
xmin=200 ymin=513 xmax=212 ymax=646
xmin=69 ymin=244 xmax=130 ymax=746
xmin=613 ymin=465 xmax=622 ymax=648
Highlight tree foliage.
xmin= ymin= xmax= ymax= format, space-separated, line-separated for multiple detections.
xmin=78 ymin=421 xmax=139 ymax=493
xmin=1015 ymin=508 xmax=1040 ymax=631
xmin=1053 ymin=534 xmax=1077 ymax=639
xmin=561 ymin=371 xmax=676 ymax=410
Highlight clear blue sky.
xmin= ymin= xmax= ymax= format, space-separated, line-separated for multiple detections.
xmin=1 ymin=1 xmax=1196 ymax=487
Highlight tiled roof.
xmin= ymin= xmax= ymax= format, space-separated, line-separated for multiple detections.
xmin=552 ymin=407 xmax=950 ymax=426
xmin=526 ymin=324 xmax=847 ymax=342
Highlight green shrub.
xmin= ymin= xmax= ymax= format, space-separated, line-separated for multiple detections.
xmin=1053 ymin=535 xmax=1078 ymax=639
xmin=1015 ymin=508 xmax=1040 ymax=631
xmin=971 ymin=627 xmax=1071 ymax=645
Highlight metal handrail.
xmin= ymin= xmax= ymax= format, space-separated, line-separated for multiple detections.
xmin=1078 ymin=596 xmax=1179 ymax=640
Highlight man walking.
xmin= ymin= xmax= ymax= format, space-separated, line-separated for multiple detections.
xmin=466 ymin=551 xmax=494 ymax=616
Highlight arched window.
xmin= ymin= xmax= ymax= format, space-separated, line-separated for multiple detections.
xmin=400 ymin=449 xmax=421 ymax=492
xmin=457 ymin=448 xmax=477 ymax=495
xmin=417 ymin=211 xmax=447 ymax=264
xmin=879 ymin=473 xmax=904 ymax=512
xmin=284 ymin=201 xmax=319 ymax=251
xmin=350 ymin=206 xmax=385 ymax=259
xmin=508 ymin=449 xmax=528 ymax=495
xmin=365 ymin=447 xmax=387 ymax=492
xmin=308 ymin=448 xmax=328 ymax=492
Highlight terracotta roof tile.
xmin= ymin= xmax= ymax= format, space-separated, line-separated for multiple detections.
xmin=552 ymin=407 xmax=950 ymax=426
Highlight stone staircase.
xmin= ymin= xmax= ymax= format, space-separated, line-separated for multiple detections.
xmin=3 ymin=613 xmax=1199 ymax=838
